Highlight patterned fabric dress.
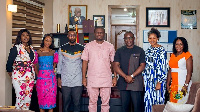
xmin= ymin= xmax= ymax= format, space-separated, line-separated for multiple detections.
xmin=6 ymin=44 xmax=35 ymax=110
xmin=34 ymin=50 xmax=58 ymax=109
xmin=169 ymin=52 xmax=192 ymax=104
xmin=143 ymin=46 xmax=168 ymax=112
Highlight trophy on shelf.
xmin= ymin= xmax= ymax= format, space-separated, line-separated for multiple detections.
xmin=57 ymin=24 xmax=60 ymax=33
xmin=64 ymin=24 xmax=68 ymax=33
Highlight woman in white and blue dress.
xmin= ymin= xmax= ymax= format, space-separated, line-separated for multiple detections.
xmin=142 ymin=28 xmax=168 ymax=112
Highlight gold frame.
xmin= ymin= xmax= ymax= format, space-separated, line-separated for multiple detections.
xmin=68 ymin=5 xmax=87 ymax=29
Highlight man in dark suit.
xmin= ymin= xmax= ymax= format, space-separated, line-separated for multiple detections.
xmin=70 ymin=7 xmax=86 ymax=25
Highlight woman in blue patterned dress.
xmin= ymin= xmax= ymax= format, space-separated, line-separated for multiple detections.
xmin=34 ymin=34 xmax=58 ymax=112
xmin=142 ymin=28 xmax=168 ymax=112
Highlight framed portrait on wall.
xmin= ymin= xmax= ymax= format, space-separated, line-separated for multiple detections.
xmin=93 ymin=15 xmax=105 ymax=28
xmin=146 ymin=7 xmax=170 ymax=27
xmin=181 ymin=10 xmax=197 ymax=29
xmin=68 ymin=5 xmax=87 ymax=29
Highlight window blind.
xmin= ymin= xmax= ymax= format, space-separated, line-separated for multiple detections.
xmin=12 ymin=0 xmax=45 ymax=50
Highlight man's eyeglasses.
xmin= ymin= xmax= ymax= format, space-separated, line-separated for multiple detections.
xmin=123 ymin=37 xmax=134 ymax=40
xmin=68 ymin=34 xmax=76 ymax=37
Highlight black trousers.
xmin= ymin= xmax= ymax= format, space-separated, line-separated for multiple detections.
xmin=61 ymin=86 xmax=83 ymax=112
xmin=120 ymin=90 xmax=143 ymax=112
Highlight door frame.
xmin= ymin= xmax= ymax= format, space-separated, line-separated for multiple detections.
xmin=108 ymin=5 xmax=140 ymax=49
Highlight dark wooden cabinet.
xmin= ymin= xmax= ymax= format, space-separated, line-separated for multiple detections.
xmin=82 ymin=20 xmax=95 ymax=33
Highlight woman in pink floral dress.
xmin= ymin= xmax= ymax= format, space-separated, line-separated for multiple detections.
xmin=34 ymin=34 xmax=58 ymax=112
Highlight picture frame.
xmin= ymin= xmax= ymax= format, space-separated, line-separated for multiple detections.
xmin=68 ymin=5 xmax=87 ymax=29
xmin=181 ymin=10 xmax=197 ymax=29
xmin=146 ymin=7 xmax=170 ymax=27
xmin=93 ymin=15 xmax=105 ymax=28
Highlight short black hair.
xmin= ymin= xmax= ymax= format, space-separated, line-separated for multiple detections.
xmin=94 ymin=27 xmax=105 ymax=33
xmin=15 ymin=29 xmax=32 ymax=45
xmin=124 ymin=31 xmax=135 ymax=37
xmin=173 ymin=37 xmax=188 ymax=54
xmin=148 ymin=27 xmax=161 ymax=39
xmin=68 ymin=29 xmax=76 ymax=32
xmin=40 ymin=34 xmax=54 ymax=49
xmin=68 ymin=29 xmax=76 ymax=37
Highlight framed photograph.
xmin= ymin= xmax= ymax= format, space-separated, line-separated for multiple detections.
xmin=146 ymin=7 xmax=170 ymax=27
xmin=93 ymin=15 xmax=105 ymax=28
xmin=68 ymin=5 xmax=87 ymax=29
xmin=181 ymin=10 xmax=197 ymax=29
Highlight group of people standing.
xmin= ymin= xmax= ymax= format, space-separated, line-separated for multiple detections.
xmin=6 ymin=27 xmax=193 ymax=112
xmin=6 ymin=29 xmax=58 ymax=112
xmin=143 ymin=28 xmax=193 ymax=112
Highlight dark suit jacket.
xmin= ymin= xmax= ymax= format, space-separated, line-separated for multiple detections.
xmin=70 ymin=16 xmax=86 ymax=25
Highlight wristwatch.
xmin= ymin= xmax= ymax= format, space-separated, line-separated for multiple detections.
xmin=131 ymin=74 xmax=135 ymax=78
xmin=184 ymin=83 xmax=189 ymax=86
xmin=113 ymin=75 xmax=118 ymax=78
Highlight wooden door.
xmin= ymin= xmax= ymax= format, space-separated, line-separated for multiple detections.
xmin=111 ymin=25 xmax=137 ymax=50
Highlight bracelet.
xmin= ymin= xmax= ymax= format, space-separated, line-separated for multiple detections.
xmin=184 ymin=83 xmax=189 ymax=86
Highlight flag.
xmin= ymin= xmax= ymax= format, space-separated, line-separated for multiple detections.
xmin=76 ymin=24 xmax=79 ymax=43
xmin=84 ymin=33 xmax=89 ymax=45
xmin=69 ymin=7 xmax=72 ymax=17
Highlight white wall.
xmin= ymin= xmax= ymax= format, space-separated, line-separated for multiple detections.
xmin=43 ymin=0 xmax=53 ymax=34
xmin=52 ymin=0 xmax=200 ymax=82
xmin=0 ymin=0 xmax=13 ymax=106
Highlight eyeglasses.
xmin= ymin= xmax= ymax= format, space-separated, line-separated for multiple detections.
xmin=95 ymin=32 xmax=104 ymax=35
xmin=123 ymin=37 xmax=134 ymax=40
xmin=68 ymin=34 xmax=76 ymax=37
